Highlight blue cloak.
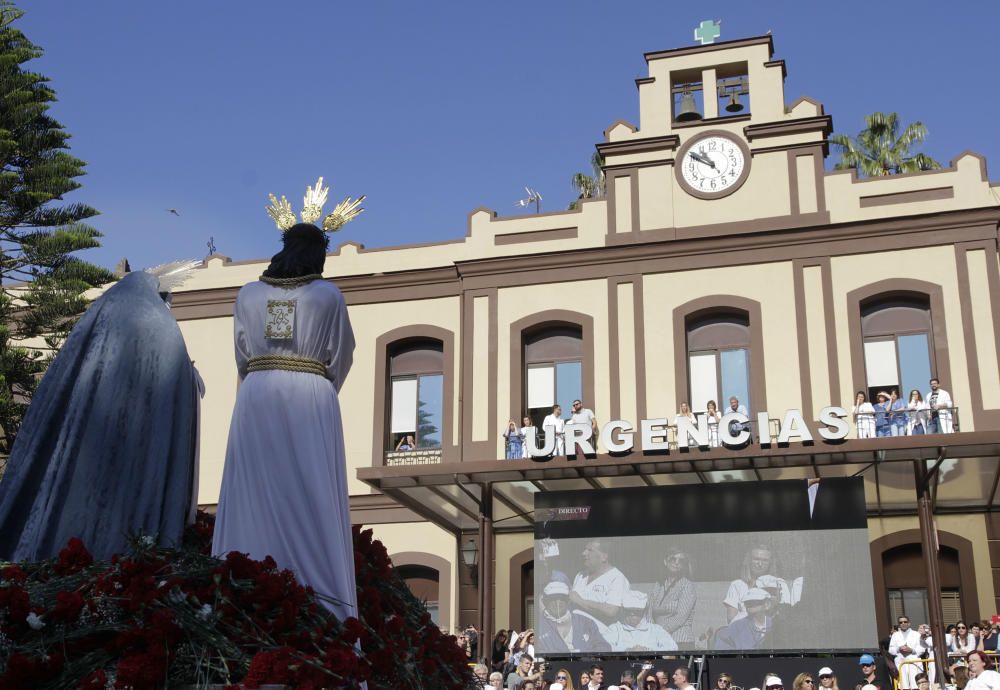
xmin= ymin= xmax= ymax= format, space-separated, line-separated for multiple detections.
xmin=0 ymin=271 xmax=198 ymax=561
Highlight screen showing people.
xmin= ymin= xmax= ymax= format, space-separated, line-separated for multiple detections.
xmin=533 ymin=478 xmax=877 ymax=655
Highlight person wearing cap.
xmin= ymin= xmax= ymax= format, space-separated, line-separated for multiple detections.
xmin=890 ymin=615 xmax=925 ymax=689
xmin=874 ymin=391 xmax=892 ymax=437
xmin=754 ymin=574 xmax=793 ymax=609
xmin=818 ymin=666 xmax=840 ymax=690
xmin=714 ymin=587 xmax=774 ymax=650
xmin=605 ymin=590 xmax=678 ymax=653
xmin=763 ymin=674 xmax=784 ymax=690
xmin=535 ymin=579 xmax=610 ymax=655
xmin=857 ymin=653 xmax=889 ymax=690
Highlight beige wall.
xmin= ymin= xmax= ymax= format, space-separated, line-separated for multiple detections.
xmin=164 ymin=35 xmax=1000 ymax=637
xmin=494 ymin=531 xmax=533 ymax=631
xmin=178 ymin=317 xmax=237 ymax=505
xmin=644 ymin=261 xmax=802 ymax=414
xmin=867 ymin=514 xmax=996 ymax=619
xmin=371 ymin=522 xmax=458 ymax=631
xmin=349 ymin=296 xmax=461 ymax=492
xmin=830 ymin=246 xmax=975 ymax=428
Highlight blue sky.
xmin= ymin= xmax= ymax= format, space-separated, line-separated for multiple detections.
xmin=15 ymin=1 xmax=1000 ymax=270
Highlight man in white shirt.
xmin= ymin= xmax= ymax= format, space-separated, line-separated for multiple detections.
xmin=568 ymin=399 xmax=598 ymax=457
xmin=889 ymin=615 xmax=924 ymax=689
xmin=926 ymin=378 xmax=954 ymax=433
xmin=570 ymin=539 xmax=630 ymax=634
xmin=605 ymin=590 xmax=678 ymax=653
xmin=542 ymin=404 xmax=565 ymax=456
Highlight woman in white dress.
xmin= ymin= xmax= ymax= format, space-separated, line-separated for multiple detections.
xmin=212 ymin=221 xmax=357 ymax=622
xmin=704 ymin=400 xmax=722 ymax=447
xmin=906 ymin=389 xmax=929 ymax=435
xmin=853 ymin=391 xmax=876 ymax=439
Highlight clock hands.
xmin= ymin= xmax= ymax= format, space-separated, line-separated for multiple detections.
xmin=689 ymin=150 xmax=716 ymax=169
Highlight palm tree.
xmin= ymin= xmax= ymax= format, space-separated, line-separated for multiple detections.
xmin=568 ymin=152 xmax=606 ymax=209
xmin=831 ymin=112 xmax=942 ymax=177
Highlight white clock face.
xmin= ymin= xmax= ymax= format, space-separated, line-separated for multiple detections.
xmin=680 ymin=135 xmax=747 ymax=195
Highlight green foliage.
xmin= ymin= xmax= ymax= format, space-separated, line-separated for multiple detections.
xmin=0 ymin=1 xmax=114 ymax=451
xmin=568 ymin=151 xmax=606 ymax=210
xmin=831 ymin=111 xmax=943 ymax=177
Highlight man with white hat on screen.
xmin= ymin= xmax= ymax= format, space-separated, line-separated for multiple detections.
xmin=715 ymin=588 xmax=774 ymax=650
xmin=605 ymin=590 xmax=678 ymax=653
xmin=536 ymin=580 xmax=610 ymax=654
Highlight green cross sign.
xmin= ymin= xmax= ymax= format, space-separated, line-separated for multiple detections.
xmin=694 ymin=20 xmax=721 ymax=45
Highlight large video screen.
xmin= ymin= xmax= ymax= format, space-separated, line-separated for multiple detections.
xmin=533 ymin=478 xmax=877 ymax=655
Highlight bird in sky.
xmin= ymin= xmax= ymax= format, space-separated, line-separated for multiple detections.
xmin=167 ymin=208 xmax=180 ymax=216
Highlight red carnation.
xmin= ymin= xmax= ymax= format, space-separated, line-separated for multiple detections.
xmin=51 ymin=590 xmax=85 ymax=623
xmin=0 ymin=564 xmax=27 ymax=583
xmin=54 ymin=538 xmax=93 ymax=575
xmin=243 ymin=646 xmax=295 ymax=688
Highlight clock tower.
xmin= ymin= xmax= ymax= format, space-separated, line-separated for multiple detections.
xmin=597 ymin=35 xmax=832 ymax=245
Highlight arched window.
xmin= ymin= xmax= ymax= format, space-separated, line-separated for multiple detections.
xmin=388 ymin=340 xmax=444 ymax=450
xmin=396 ymin=563 xmax=440 ymax=625
xmin=686 ymin=311 xmax=751 ymax=413
xmin=883 ymin=542 xmax=962 ymax=626
xmin=524 ymin=326 xmax=582 ymax=430
xmin=861 ymin=296 xmax=934 ymax=402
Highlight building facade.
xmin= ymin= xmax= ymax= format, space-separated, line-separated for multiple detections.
xmin=172 ymin=36 xmax=1000 ymax=643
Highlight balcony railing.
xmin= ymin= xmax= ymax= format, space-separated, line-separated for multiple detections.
xmin=854 ymin=406 xmax=960 ymax=436
xmin=384 ymin=448 xmax=443 ymax=467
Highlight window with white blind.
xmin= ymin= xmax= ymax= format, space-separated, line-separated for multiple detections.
xmin=388 ymin=341 xmax=444 ymax=450
xmin=524 ymin=327 xmax=583 ymax=431
xmin=888 ymin=588 xmax=961 ymax=628
xmin=861 ymin=297 xmax=934 ymax=403
xmin=686 ymin=312 xmax=752 ymax=414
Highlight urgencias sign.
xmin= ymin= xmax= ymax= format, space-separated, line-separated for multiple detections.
xmin=524 ymin=407 xmax=852 ymax=459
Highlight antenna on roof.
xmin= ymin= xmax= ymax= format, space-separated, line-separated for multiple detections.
xmin=515 ymin=186 xmax=543 ymax=214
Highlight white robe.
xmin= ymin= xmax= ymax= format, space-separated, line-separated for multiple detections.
xmin=212 ymin=279 xmax=357 ymax=623
xmin=889 ymin=628 xmax=924 ymax=689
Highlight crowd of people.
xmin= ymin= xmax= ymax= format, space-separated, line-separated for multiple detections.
xmin=456 ymin=645 xmax=1000 ymax=690
xmin=851 ymin=379 xmax=956 ymax=437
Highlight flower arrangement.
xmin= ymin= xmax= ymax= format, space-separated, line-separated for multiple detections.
xmin=0 ymin=512 xmax=472 ymax=689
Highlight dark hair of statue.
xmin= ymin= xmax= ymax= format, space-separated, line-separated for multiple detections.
xmin=262 ymin=223 xmax=330 ymax=278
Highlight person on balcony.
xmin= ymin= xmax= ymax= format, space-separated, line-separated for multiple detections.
xmin=504 ymin=421 xmax=524 ymax=459
xmin=542 ymin=404 xmax=566 ymax=456
xmin=395 ymin=434 xmax=416 ymax=451
xmin=874 ymin=392 xmax=892 ymax=437
xmin=926 ymin=378 xmax=954 ymax=433
xmin=705 ymin=400 xmax=722 ymax=447
xmin=519 ymin=415 xmax=536 ymax=459
xmin=854 ymin=391 xmax=876 ymax=439
xmin=889 ymin=390 xmax=908 ymax=436
xmin=906 ymin=390 xmax=929 ymax=435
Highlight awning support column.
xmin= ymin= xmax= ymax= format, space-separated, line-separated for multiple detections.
xmin=915 ymin=458 xmax=947 ymax=687
xmin=477 ymin=483 xmax=494 ymax=660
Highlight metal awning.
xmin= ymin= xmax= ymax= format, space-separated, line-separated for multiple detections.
xmin=357 ymin=432 xmax=1000 ymax=535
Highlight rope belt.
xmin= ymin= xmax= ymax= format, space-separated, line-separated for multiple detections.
xmin=247 ymin=354 xmax=326 ymax=377
xmin=259 ymin=273 xmax=323 ymax=288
